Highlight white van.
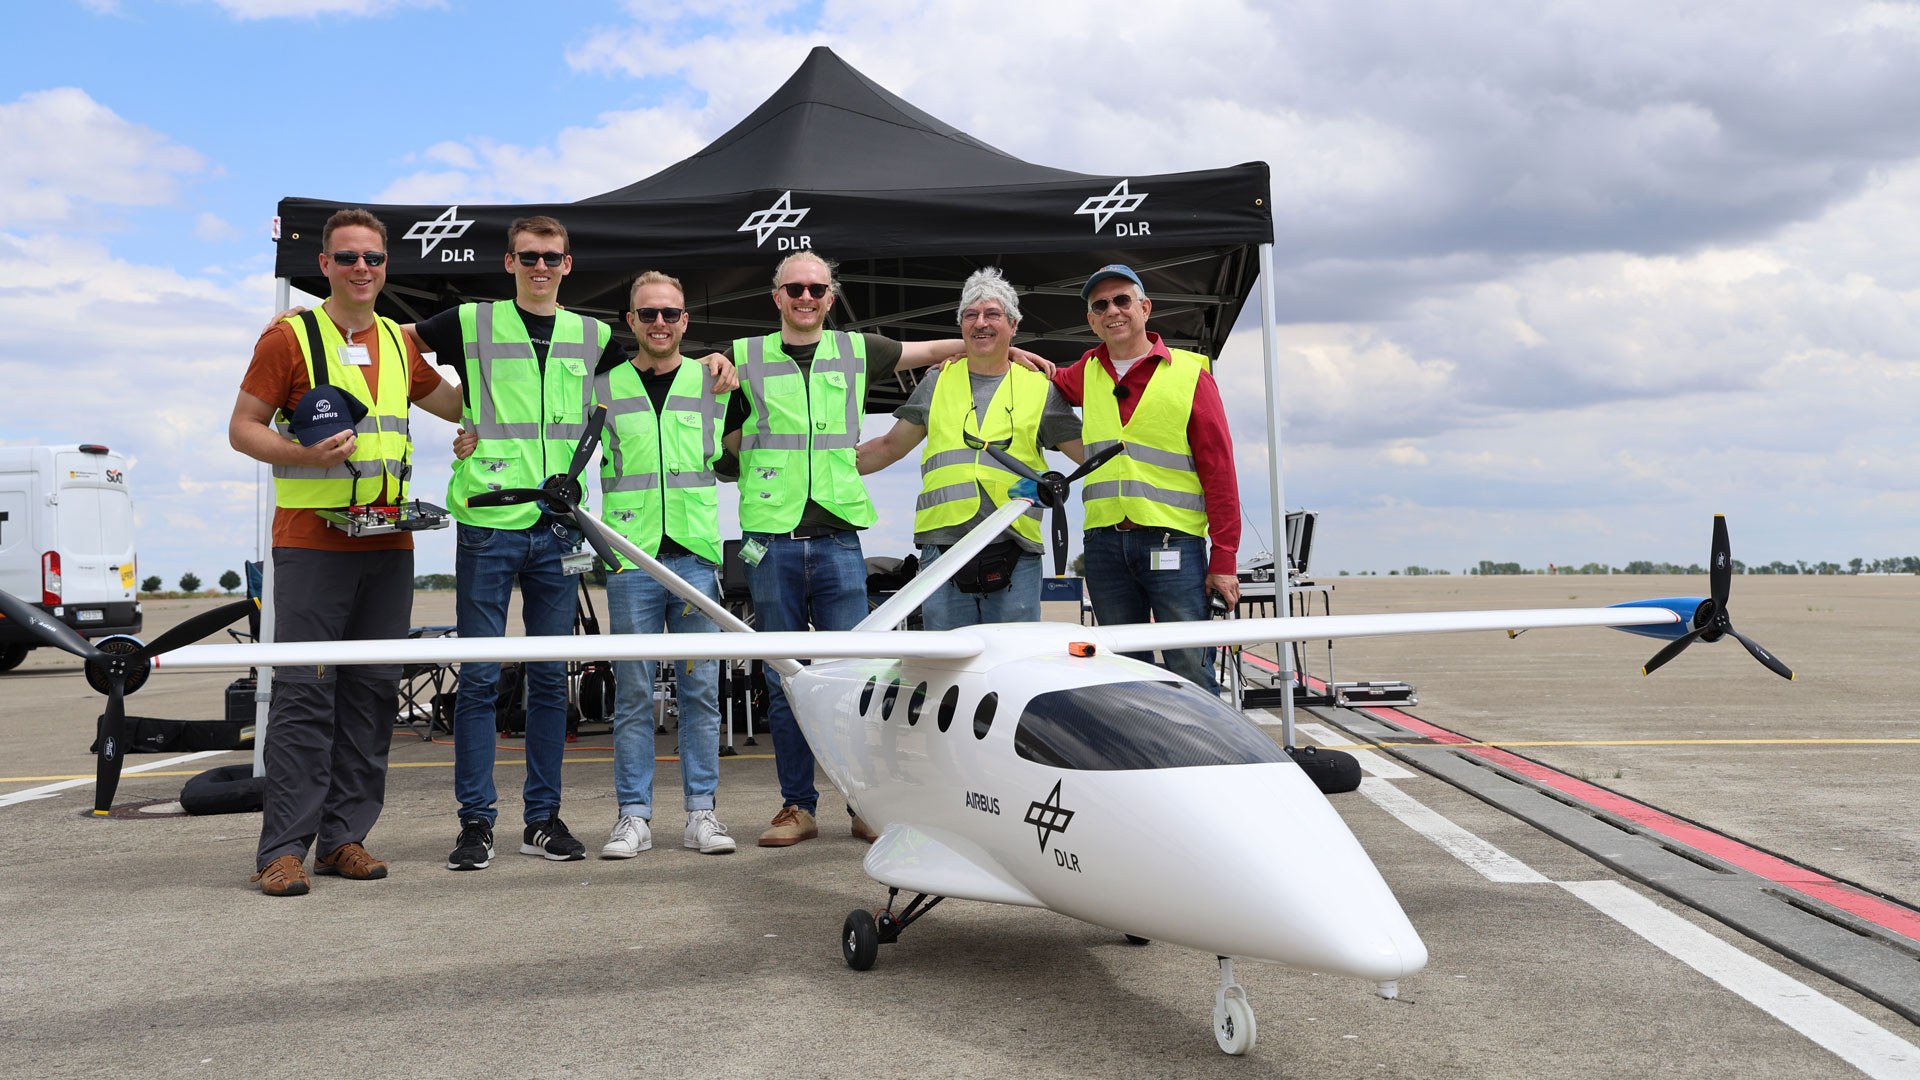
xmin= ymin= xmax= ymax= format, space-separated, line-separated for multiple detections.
xmin=0 ymin=444 xmax=141 ymax=672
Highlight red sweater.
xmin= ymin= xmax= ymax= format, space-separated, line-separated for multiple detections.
xmin=1052 ymin=333 xmax=1240 ymax=576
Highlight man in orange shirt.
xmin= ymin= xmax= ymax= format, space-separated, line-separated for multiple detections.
xmin=228 ymin=208 xmax=463 ymax=896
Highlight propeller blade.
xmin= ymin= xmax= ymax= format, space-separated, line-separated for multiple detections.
xmin=1641 ymin=627 xmax=1704 ymax=676
xmin=1726 ymin=627 xmax=1795 ymax=681
xmin=1064 ymin=442 xmax=1123 ymax=484
xmin=467 ymin=487 xmax=547 ymax=508
xmin=138 ymin=598 xmax=258 ymax=659
xmin=574 ymin=513 xmax=624 ymax=572
xmin=92 ymin=679 xmax=127 ymax=816
xmin=982 ymin=443 xmax=1045 ymax=484
xmin=0 ymin=588 xmax=102 ymax=661
xmin=1709 ymin=514 xmax=1731 ymax=615
xmin=565 ymin=404 xmax=608 ymax=483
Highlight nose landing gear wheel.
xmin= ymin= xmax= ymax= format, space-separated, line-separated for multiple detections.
xmin=842 ymin=909 xmax=879 ymax=970
xmin=1213 ymin=957 xmax=1257 ymax=1056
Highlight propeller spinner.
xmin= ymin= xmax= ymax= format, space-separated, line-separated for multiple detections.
xmin=974 ymin=438 xmax=1123 ymax=575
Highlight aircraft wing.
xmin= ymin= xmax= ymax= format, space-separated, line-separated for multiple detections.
xmin=156 ymin=629 xmax=990 ymax=672
xmin=863 ymin=824 xmax=1043 ymax=908
xmin=1093 ymin=605 xmax=1683 ymax=656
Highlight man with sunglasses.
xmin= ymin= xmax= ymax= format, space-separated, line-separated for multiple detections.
xmin=856 ymin=267 xmax=1084 ymax=630
xmin=229 ymin=208 xmax=465 ymax=896
xmin=1050 ymin=264 xmax=1240 ymax=691
xmin=722 ymin=251 xmax=1053 ymax=847
xmin=408 ymin=215 xmax=625 ymax=870
xmin=587 ymin=271 xmax=751 ymax=859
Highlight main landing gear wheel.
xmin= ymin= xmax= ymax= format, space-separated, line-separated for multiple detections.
xmin=1213 ymin=957 xmax=1257 ymax=1056
xmin=0 ymin=643 xmax=29 ymax=673
xmin=842 ymin=910 xmax=879 ymax=970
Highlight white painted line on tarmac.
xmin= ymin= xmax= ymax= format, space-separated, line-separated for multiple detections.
xmin=1560 ymin=879 xmax=1920 ymax=1079
xmin=1295 ymin=720 xmax=1416 ymax=778
xmin=1358 ymin=776 xmax=1550 ymax=883
xmin=0 ymin=750 xmax=232 ymax=809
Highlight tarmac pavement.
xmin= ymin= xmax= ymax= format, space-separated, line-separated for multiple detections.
xmin=1 ymin=579 xmax=1916 ymax=1079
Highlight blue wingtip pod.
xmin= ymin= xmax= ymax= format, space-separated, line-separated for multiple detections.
xmin=1607 ymin=597 xmax=1706 ymax=641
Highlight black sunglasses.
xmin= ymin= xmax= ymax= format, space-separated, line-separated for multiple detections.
xmin=1088 ymin=293 xmax=1139 ymax=314
xmin=328 ymin=250 xmax=387 ymax=267
xmin=780 ymin=282 xmax=829 ymax=299
xmin=631 ymin=307 xmax=685 ymax=323
xmin=513 ymin=250 xmax=567 ymax=267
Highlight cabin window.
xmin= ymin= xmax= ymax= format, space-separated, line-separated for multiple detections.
xmin=936 ymin=685 xmax=960 ymax=733
xmin=907 ymin=683 xmax=927 ymax=726
xmin=859 ymin=676 xmax=878 ymax=715
xmin=1014 ymin=680 xmax=1289 ymax=771
xmin=881 ymin=680 xmax=901 ymax=720
xmin=972 ymin=693 xmax=997 ymax=739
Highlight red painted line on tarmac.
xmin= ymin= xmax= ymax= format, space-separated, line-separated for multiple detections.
xmin=1239 ymin=651 xmax=1920 ymax=941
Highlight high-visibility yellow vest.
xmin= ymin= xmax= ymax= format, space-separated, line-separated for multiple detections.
xmin=271 ymin=302 xmax=412 ymax=508
xmin=913 ymin=362 xmax=1046 ymax=544
xmin=593 ymin=359 xmax=728 ymax=567
xmin=446 ymin=301 xmax=609 ymax=529
xmin=732 ymin=330 xmax=873 ymax=532
xmin=1081 ymin=351 xmax=1209 ymax=534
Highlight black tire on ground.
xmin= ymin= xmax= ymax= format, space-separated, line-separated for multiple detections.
xmin=842 ymin=909 xmax=880 ymax=971
xmin=180 ymin=763 xmax=266 ymax=816
xmin=1124 ymin=934 xmax=1151 ymax=946
xmin=1288 ymin=746 xmax=1363 ymax=795
xmin=0 ymin=644 xmax=29 ymax=673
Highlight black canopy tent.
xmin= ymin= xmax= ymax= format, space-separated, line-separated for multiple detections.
xmin=266 ymin=46 xmax=1305 ymax=744
xmin=272 ymin=46 xmax=1273 ymax=413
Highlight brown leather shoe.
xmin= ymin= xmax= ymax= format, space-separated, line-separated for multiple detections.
xmin=251 ymin=854 xmax=311 ymax=897
xmin=850 ymin=813 xmax=879 ymax=844
xmin=757 ymin=805 xmax=818 ymax=847
xmin=315 ymin=842 xmax=389 ymax=880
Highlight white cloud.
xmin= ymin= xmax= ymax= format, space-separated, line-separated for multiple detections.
xmin=0 ymin=88 xmax=205 ymax=225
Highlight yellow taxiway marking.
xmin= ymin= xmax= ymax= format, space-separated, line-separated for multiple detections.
xmin=0 ymin=753 xmax=777 ymax=784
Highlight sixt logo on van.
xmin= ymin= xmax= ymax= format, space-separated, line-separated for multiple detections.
xmin=106 ymin=469 xmax=124 ymax=484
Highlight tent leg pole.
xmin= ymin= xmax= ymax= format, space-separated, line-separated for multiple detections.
xmin=1255 ymin=244 xmax=1296 ymax=749
xmin=253 ymin=278 xmax=292 ymax=779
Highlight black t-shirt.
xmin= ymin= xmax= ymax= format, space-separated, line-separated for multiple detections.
xmin=728 ymin=332 xmax=908 ymax=532
xmin=417 ymin=304 xmax=624 ymax=409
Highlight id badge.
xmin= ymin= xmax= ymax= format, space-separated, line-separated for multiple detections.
xmin=740 ymin=538 xmax=768 ymax=566
xmin=1150 ymin=546 xmax=1181 ymax=572
xmin=339 ymin=343 xmax=372 ymax=366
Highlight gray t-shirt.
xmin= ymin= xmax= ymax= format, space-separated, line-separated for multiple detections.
xmin=895 ymin=366 xmax=1084 ymax=551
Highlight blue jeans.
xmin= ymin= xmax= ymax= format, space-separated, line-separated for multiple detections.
xmin=743 ymin=530 xmax=869 ymax=813
xmin=605 ymin=553 xmax=723 ymax=820
xmin=919 ymin=545 xmax=1041 ymax=630
xmin=453 ymin=521 xmax=580 ymax=826
xmin=1083 ymin=527 xmax=1216 ymax=691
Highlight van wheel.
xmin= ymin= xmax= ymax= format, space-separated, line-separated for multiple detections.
xmin=0 ymin=645 xmax=29 ymax=673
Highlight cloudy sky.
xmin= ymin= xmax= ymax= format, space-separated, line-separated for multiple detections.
xmin=6 ymin=0 xmax=1918 ymax=585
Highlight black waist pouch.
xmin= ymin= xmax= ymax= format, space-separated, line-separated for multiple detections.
xmin=951 ymin=540 xmax=1023 ymax=594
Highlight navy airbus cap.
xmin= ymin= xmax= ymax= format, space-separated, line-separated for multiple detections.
xmin=288 ymin=388 xmax=368 ymax=446
xmin=1080 ymin=263 xmax=1144 ymax=300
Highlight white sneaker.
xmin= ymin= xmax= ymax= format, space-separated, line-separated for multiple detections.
xmin=684 ymin=810 xmax=737 ymax=855
xmin=600 ymin=814 xmax=652 ymax=859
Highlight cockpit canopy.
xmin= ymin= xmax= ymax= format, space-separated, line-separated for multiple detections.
xmin=1014 ymin=680 xmax=1289 ymax=771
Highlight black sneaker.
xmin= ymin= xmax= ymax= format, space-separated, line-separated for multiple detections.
xmin=447 ymin=817 xmax=495 ymax=871
xmin=521 ymin=815 xmax=587 ymax=861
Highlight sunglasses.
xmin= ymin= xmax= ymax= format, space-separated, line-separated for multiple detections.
xmin=1088 ymin=293 xmax=1139 ymax=314
xmin=780 ymin=282 xmax=830 ymax=299
xmin=631 ymin=307 xmax=685 ymax=323
xmin=512 ymin=250 xmax=567 ymax=267
xmin=327 ymin=250 xmax=388 ymax=267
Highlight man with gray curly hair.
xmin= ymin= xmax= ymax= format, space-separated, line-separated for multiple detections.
xmin=858 ymin=267 xmax=1084 ymax=630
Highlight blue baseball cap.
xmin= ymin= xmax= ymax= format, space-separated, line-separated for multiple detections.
xmin=1080 ymin=263 xmax=1144 ymax=300
xmin=287 ymin=387 xmax=367 ymax=446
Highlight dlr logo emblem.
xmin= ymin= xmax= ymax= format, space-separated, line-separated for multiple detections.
xmin=777 ymin=235 xmax=813 ymax=251
xmin=1115 ymin=222 xmax=1151 ymax=237
xmin=442 ymin=249 xmax=475 ymax=262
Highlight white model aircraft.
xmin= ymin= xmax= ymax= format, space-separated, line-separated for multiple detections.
xmin=6 ymin=420 xmax=1788 ymax=1057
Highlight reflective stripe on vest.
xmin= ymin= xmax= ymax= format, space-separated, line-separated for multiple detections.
xmin=270 ymin=303 xmax=413 ymax=508
xmin=733 ymin=331 xmax=874 ymax=532
xmin=913 ymin=363 xmax=1047 ymax=544
xmin=592 ymin=359 xmax=727 ymax=566
xmin=1081 ymin=352 xmax=1208 ymax=533
xmin=447 ymin=301 xmax=608 ymax=529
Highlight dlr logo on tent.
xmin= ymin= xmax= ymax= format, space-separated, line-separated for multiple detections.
xmin=442 ymin=249 xmax=475 ymax=262
xmin=777 ymin=235 xmax=813 ymax=251
xmin=1115 ymin=222 xmax=1151 ymax=238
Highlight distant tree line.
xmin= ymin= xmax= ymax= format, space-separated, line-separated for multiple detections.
xmin=1333 ymin=557 xmax=1920 ymax=577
